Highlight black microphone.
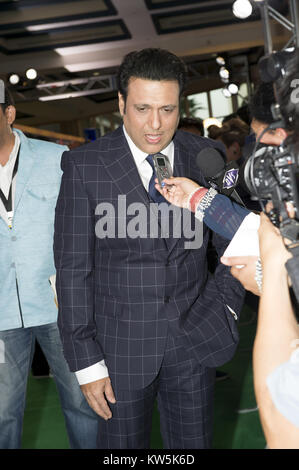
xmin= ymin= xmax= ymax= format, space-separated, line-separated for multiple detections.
xmin=196 ymin=147 xmax=245 ymax=206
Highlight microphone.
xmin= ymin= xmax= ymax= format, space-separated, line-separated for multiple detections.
xmin=194 ymin=148 xmax=257 ymax=245
xmin=196 ymin=148 xmax=245 ymax=206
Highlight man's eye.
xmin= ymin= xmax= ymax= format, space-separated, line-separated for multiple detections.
xmin=137 ymin=107 xmax=147 ymax=112
xmin=163 ymin=107 xmax=174 ymax=113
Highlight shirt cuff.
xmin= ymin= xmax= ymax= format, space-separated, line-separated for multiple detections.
xmin=75 ymin=360 xmax=109 ymax=385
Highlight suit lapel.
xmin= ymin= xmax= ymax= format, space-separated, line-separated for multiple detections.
xmin=103 ymin=127 xmax=150 ymax=207
xmin=0 ymin=131 xmax=36 ymax=232
xmin=13 ymin=131 xmax=36 ymax=214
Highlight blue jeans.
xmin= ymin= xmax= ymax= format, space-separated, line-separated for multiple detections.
xmin=0 ymin=322 xmax=99 ymax=449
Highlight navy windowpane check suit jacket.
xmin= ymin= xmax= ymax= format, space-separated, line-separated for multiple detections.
xmin=54 ymin=127 xmax=245 ymax=391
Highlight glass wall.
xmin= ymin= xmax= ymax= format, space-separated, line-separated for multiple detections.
xmin=186 ymin=82 xmax=249 ymax=123
xmin=186 ymin=92 xmax=210 ymax=120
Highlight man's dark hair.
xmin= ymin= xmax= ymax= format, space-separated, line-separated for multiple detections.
xmin=117 ymin=48 xmax=187 ymax=105
xmin=249 ymin=82 xmax=276 ymax=124
xmin=178 ymin=117 xmax=204 ymax=136
xmin=0 ymin=86 xmax=15 ymax=113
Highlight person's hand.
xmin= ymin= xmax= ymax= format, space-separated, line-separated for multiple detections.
xmin=80 ymin=377 xmax=116 ymax=420
xmin=258 ymin=212 xmax=292 ymax=269
xmin=154 ymin=176 xmax=201 ymax=208
xmin=221 ymin=255 xmax=260 ymax=295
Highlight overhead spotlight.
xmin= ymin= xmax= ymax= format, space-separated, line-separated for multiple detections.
xmin=25 ymin=68 xmax=37 ymax=80
xmin=228 ymin=83 xmax=239 ymax=95
xmin=219 ymin=66 xmax=230 ymax=81
xmin=216 ymin=56 xmax=225 ymax=66
xmin=222 ymin=87 xmax=232 ymax=98
xmin=8 ymin=73 xmax=20 ymax=85
xmin=232 ymin=0 xmax=253 ymax=19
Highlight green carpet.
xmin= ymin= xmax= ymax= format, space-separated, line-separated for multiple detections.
xmin=21 ymin=304 xmax=266 ymax=449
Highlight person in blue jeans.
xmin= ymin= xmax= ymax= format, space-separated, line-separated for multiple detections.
xmin=0 ymin=87 xmax=98 ymax=449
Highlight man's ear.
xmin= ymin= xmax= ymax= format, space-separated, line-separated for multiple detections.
xmin=118 ymin=92 xmax=125 ymax=117
xmin=276 ymin=127 xmax=288 ymax=141
xmin=5 ymin=105 xmax=16 ymax=126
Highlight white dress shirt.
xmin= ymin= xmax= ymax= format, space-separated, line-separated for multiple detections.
xmin=75 ymin=126 xmax=174 ymax=385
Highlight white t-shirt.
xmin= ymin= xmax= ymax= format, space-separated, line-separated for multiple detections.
xmin=267 ymin=347 xmax=299 ymax=429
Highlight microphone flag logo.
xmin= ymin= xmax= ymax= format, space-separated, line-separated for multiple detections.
xmin=222 ymin=168 xmax=239 ymax=189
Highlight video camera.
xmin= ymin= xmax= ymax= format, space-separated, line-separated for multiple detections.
xmin=243 ymin=49 xmax=299 ymax=303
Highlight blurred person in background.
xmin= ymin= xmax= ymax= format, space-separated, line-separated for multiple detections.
xmin=178 ymin=116 xmax=204 ymax=136
xmin=214 ymin=117 xmax=249 ymax=165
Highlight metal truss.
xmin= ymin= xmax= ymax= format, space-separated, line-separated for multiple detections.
xmin=257 ymin=0 xmax=299 ymax=54
xmin=36 ymin=74 xmax=117 ymax=101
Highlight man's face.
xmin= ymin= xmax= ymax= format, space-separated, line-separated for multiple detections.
xmin=118 ymin=78 xmax=180 ymax=154
xmin=251 ymin=118 xmax=285 ymax=146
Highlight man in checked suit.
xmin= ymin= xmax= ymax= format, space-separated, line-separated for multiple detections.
xmin=54 ymin=48 xmax=245 ymax=449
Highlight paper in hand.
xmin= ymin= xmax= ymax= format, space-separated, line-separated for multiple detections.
xmin=223 ymin=212 xmax=260 ymax=258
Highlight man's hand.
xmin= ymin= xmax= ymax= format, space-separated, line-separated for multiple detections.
xmin=221 ymin=255 xmax=260 ymax=296
xmin=80 ymin=377 xmax=116 ymax=420
xmin=154 ymin=176 xmax=201 ymax=208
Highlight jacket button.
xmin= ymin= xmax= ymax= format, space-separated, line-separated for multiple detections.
xmin=164 ymin=296 xmax=170 ymax=303
xmin=11 ymin=236 xmax=17 ymax=241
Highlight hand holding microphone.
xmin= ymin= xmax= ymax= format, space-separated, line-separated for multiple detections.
xmin=155 ymin=146 xmax=244 ymax=207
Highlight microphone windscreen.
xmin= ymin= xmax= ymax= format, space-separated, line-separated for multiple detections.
xmin=196 ymin=147 xmax=225 ymax=178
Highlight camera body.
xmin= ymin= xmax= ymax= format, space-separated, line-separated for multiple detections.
xmin=244 ymin=49 xmax=299 ymax=303
xmin=244 ymin=144 xmax=299 ymax=234
xmin=245 ymin=49 xmax=299 ymax=237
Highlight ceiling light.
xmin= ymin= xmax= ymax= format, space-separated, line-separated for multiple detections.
xmin=26 ymin=17 xmax=104 ymax=32
xmin=25 ymin=68 xmax=37 ymax=80
xmin=219 ymin=66 xmax=230 ymax=80
xmin=228 ymin=83 xmax=239 ymax=95
xmin=9 ymin=74 xmax=20 ymax=85
xmin=216 ymin=56 xmax=225 ymax=66
xmin=232 ymin=0 xmax=253 ymax=19
xmin=222 ymin=87 xmax=232 ymax=98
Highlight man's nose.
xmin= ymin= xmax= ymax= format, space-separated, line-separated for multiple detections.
xmin=149 ymin=110 xmax=161 ymax=130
